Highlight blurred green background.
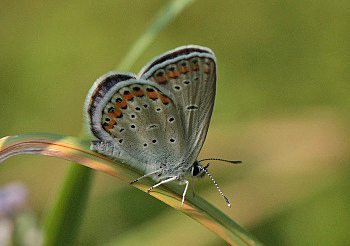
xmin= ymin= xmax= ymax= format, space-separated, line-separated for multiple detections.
xmin=1 ymin=0 xmax=350 ymax=245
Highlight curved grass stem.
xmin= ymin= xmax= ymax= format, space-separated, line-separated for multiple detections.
xmin=0 ymin=133 xmax=264 ymax=246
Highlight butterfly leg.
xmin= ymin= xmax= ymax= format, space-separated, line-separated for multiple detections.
xmin=181 ymin=180 xmax=189 ymax=206
xmin=130 ymin=170 xmax=162 ymax=184
xmin=148 ymin=177 xmax=189 ymax=206
xmin=147 ymin=176 xmax=178 ymax=193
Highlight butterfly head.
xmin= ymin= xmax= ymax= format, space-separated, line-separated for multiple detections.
xmin=190 ymin=158 xmax=242 ymax=207
xmin=191 ymin=160 xmax=208 ymax=178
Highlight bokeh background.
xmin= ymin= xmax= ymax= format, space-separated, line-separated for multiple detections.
xmin=1 ymin=0 xmax=350 ymax=245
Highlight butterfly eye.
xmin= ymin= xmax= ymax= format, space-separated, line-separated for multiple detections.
xmin=192 ymin=165 xmax=200 ymax=176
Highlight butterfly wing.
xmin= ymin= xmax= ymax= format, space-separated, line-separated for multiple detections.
xmin=84 ymin=72 xmax=188 ymax=174
xmin=139 ymin=45 xmax=217 ymax=164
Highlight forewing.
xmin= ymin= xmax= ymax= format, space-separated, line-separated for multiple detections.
xmin=139 ymin=45 xmax=217 ymax=163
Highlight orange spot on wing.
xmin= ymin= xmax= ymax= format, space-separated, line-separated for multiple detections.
xmin=124 ymin=94 xmax=134 ymax=101
xmin=116 ymin=100 xmax=127 ymax=108
xmin=156 ymin=76 xmax=168 ymax=83
xmin=105 ymin=120 xmax=116 ymax=130
xmin=115 ymin=94 xmax=133 ymax=109
xmin=168 ymin=71 xmax=179 ymax=78
xmin=192 ymin=65 xmax=199 ymax=71
xmin=132 ymin=89 xmax=145 ymax=97
xmin=147 ymin=91 xmax=159 ymax=100
xmin=204 ymin=67 xmax=210 ymax=74
xmin=180 ymin=67 xmax=190 ymax=74
xmin=109 ymin=109 xmax=123 ymax=119
xmin=160 ymin=94 xmax=170 ymax=105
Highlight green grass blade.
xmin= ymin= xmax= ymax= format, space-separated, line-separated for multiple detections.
xmin=117 ymin=0 xmax=196 ymax=71
xmin=43 ymin=165 xmax=94 ymax=246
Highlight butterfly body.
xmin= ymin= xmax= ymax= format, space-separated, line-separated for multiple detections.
xmin=84 ymin=45 xmax=218 ymax=205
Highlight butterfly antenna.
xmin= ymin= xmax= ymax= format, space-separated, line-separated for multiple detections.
xmin=199 ymin=158 xmax=242 ymax=164
xmin=203 ymin=164 xmax=231 ymax=207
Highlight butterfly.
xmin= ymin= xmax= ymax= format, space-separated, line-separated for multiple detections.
xmin=84 ymin=45 xmax=241 ymax=207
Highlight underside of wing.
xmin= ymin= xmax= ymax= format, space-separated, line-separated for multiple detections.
xmin=84 ymin=72 xmax=187 ymax=171
xmin=139 ymin=45 xmax=217 ymax=163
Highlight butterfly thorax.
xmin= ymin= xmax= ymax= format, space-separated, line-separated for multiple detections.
xmin=146 ymin=159 xmax=193 ymax=182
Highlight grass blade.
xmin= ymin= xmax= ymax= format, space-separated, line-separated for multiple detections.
xmin=0 ymin=133 xmax=265 ymax=246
